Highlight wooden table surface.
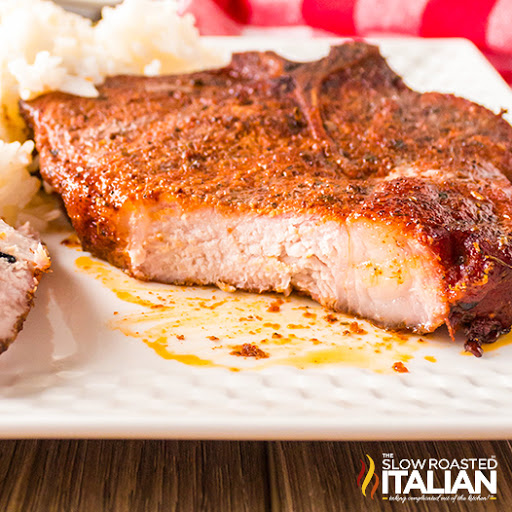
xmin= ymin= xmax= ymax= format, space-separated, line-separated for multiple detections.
xmin=0 ymin=440 xmax=509 ymax=511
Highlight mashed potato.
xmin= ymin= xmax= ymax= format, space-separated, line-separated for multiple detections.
xmin=0 ymin=0 xmax=225 ymax=225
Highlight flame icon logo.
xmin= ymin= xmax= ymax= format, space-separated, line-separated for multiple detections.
xmin=357 ymin=454 xmax=379 ymax=499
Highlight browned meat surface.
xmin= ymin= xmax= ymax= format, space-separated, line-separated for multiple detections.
xmin=20 ymin=42 xmax=512 ymax=356
xmin=0 ymin=219 xmax=50 ymax=352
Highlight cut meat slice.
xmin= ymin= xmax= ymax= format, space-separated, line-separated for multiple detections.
xmin=130 ymin=208 xmax=447 ymax=333
xmin=0 ymin=219 xmax=50 ymax=352
xmin=20 ymin=42 xmax=512 ymax=355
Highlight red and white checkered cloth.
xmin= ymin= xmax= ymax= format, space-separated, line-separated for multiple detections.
xmin=180 ymin=0 xmax=512 ymax=83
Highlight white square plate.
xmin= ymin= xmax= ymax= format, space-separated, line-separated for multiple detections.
xmin=2 ymin=37 xmax=512 ymax=440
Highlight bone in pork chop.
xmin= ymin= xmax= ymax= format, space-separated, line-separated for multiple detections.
xmin=0 ymin=219 xmax=50 ymax=352
xmin=20 ymin=42 xmax=512 ymax=356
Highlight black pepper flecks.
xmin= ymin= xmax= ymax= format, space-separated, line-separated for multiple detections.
xmin=0 ymin=252 xmax=16 ymax=263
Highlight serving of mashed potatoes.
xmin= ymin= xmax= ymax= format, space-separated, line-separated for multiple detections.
xmin=0 ymin=0 xmax=224 ymax=225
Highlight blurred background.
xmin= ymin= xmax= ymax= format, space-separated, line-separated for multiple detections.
xmin=54 ymin=0 xmax=512 ymax=83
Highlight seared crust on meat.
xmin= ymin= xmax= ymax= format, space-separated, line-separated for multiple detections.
xmin=21 ymin=42 xmax=512 ymax=354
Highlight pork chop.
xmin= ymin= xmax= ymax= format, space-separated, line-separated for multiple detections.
xmin=0 ymin=219 xmax=50 ymax=352
xmin=20 ymin=42 xmax=512 ymax=355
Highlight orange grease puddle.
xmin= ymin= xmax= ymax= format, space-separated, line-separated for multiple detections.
xmin=481 ymin=332 xmax=512 ymax=353
xmin=146 ymin=338 xmax=221 ymax=368
xmin=75 ymin=255 xmax=426 ymax=373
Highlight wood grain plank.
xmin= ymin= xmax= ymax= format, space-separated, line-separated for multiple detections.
xmin=0 ymin=440 xmax=269 ymax=512
xmin=0 ymin=440 xmax=510 ymax=511
xmin=269 ymin=441 xmax=512 ymax=512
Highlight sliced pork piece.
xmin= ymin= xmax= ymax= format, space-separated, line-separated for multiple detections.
xmin=20 ymin=42 xmax=512 ymax=355
xmin=0 ymin=219 xmax=50 ymax=352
